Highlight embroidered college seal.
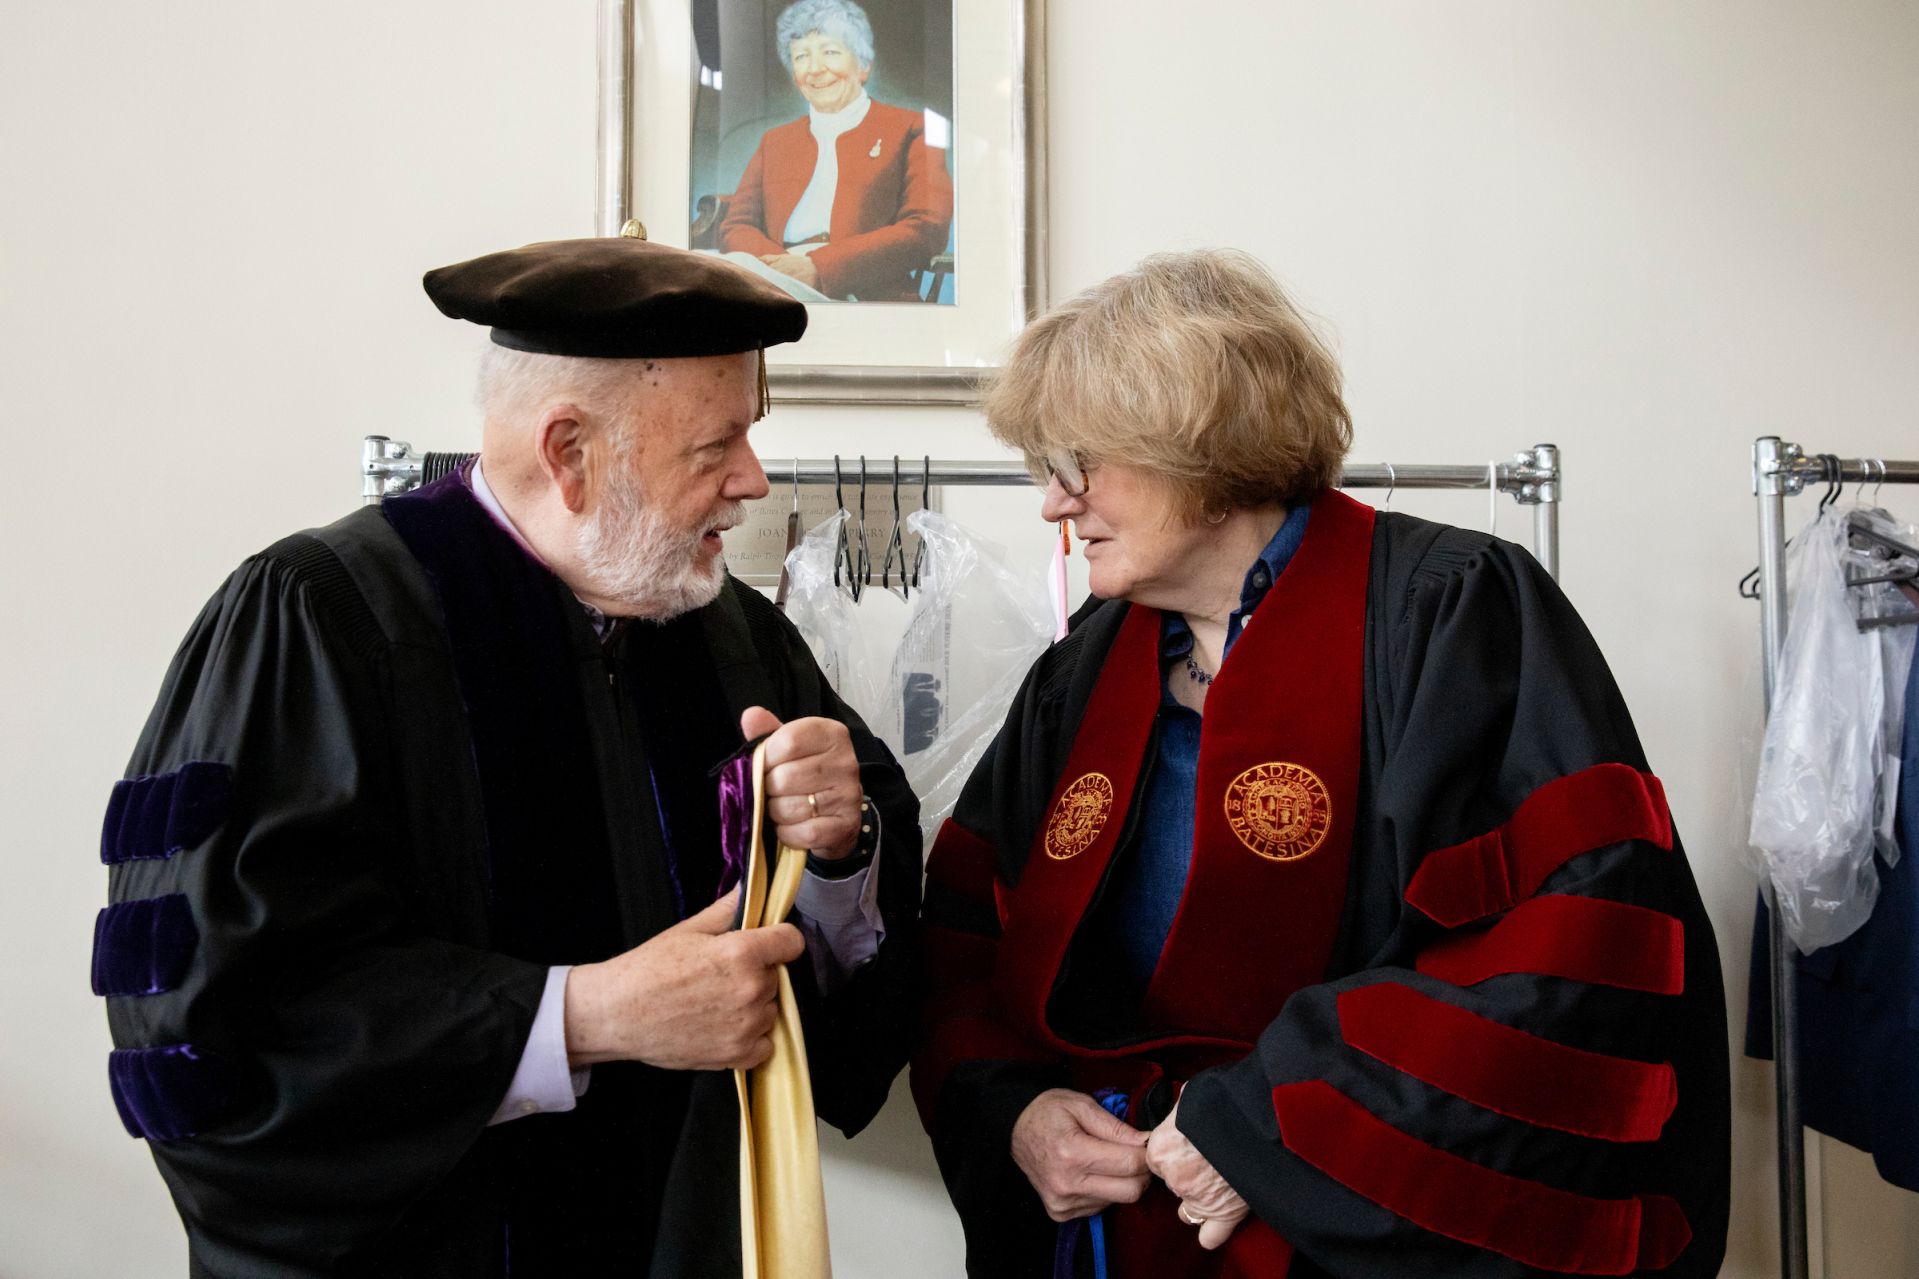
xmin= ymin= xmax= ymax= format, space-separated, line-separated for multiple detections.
xmin=1224 ymin=762 xmax=1332 ymax=861
xmin=1044 ymin=773 xmax=1114 ymax=860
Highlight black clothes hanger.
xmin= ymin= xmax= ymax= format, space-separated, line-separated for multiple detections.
xmin=856 ymin=456 xmax=872 ymax=595
xmin=832 ymin=454 xmax=861 ymax=601
xmin=1815 ymin=454 xmax=1846 ymax=515
xmin=910 ymin=456 xmax=931 ymax=590
xmin=881 ymin=455 xmax=910 ymax=600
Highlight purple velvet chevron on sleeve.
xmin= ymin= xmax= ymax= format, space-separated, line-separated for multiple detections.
xmin=92 ymin=895 xmax=199 ymax=997
xmin=100 ymin=762 xmax=233 ymax=864
xmin=108 ymin=1043 xmax=245 ymax=1142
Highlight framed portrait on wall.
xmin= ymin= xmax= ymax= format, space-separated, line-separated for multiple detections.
xmin=629 ymin=0 xmax=1046 ymax=403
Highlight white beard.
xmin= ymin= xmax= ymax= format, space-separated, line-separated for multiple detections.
xmin=575 ymin=477 xmax=743 ymax=619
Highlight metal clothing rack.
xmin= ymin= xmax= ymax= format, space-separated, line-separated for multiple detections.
xmin=360 ymin=437 xmax=1565 ymax=579
xmin=1751 ymin=436 xmax=1919 ymax=1279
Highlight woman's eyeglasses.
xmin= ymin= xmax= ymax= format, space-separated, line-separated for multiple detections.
xmin=1035 ymin=450 xmax=1090 ymax=497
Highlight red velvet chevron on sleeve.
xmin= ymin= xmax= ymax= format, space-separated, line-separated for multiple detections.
xmin=1416 ymin=894 xmax=1685 ymax=995
xmin=1272 ymin=1080 xmax=1693 ymax=1274
xmin=1336 ymin=983 xmax=1677 ymax=1143
xmin=1403 ymin=764 xmax=1673 ymax=928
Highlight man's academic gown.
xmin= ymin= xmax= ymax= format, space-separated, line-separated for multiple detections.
xmin=94 ymin=474 xmax=920 ymax=1277
xmin=912 ymin=498 xmax=1729 ymax=1278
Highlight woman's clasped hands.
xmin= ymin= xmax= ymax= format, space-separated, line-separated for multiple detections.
xmin=1146 ymin=1098 xmax=1251 ymax=1250
xmin=1011 ymin=1090 xmax=1249 ymax=1250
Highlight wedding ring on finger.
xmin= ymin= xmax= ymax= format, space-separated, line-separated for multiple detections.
xmin=806 ymin=792 xmax=820 ymax=818
xmin=1177 ymin=1203 xmax=1207 ymax=1227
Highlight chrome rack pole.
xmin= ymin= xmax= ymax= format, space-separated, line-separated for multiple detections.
xmin=363 ymin=436 xmax=408 ymax=505
xmin=764 ymin=460 xmax=1035 ymax=487
xmin=1339 ymin=463 xmax=1513 ymax=488
xmin=1753 ymin=435 xmax=1809 ymax=1279
xmin=1820 ymin=458 xmax=1919 ymax=484
xmin=1748 ymin=440 xmax=1919 ymax=1279
xmin=1529 ymin=443 xmax=1561 ymax=582
xmin=754 ymin=459 xmax=1545 ymax=491
xmin=366 ymin=450 xmax=1568 ymax=499
xmin=1337 ymin=443 xmax=1563 ymax=581
xmin=361 ymin=437 xmax=474 ymax=503
xmin=1749 ymin=439 xmax=1919 ymax=1279
xmin=752 ymin=444 xmax=1565 ymax=580
xmin=364 ymin=438 xmax=1564 ymax=582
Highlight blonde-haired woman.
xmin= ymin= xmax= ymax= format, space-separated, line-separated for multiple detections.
xmin=912 ymin=250 xmax=1729 ymax=1278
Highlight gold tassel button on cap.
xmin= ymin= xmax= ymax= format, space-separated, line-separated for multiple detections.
xmin=619 ymin=218 xmax=648 ymax=240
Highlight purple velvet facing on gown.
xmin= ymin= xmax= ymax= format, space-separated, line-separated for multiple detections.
xmin=382 ymin=469 xmax=628 ymax=965
xmin=92 ymin=894 xmax=198 ymax=997
xmin=100 ymin=762 xmax=232 ymax=865
xmin=715 ymin=751 xmax=754 ymax=900
xmin=109 ymin=1043 xmax=243 ymax=1141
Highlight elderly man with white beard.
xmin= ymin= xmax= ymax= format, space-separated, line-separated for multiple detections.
xmin=93 ymin=232 xmax=920 ymax=1277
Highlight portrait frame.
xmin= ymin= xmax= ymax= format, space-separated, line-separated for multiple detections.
xmin=625 ymin=0 xmax=1047 ymax=405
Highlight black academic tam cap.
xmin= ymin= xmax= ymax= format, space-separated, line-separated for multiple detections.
xmin=422 ymin=227 xmax=808 ymax=359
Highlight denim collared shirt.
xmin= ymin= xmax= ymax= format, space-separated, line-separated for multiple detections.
xmin=1095 ymin=503 xmax=1313 ymax=993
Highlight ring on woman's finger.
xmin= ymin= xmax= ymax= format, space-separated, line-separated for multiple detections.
xmin=1177 ymin=1202 xmax=1207 ymax=1227
xmin=806 ymin=792 xmax=820 ymax=817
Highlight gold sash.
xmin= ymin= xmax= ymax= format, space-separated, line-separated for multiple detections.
xmin=734 ymin=741 xmax=832 ymax=1279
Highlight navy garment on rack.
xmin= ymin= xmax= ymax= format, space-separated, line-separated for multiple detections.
xmin=1746 ymin=633 xmax=1919 ymax=1192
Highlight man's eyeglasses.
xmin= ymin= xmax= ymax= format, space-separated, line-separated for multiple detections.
xmin=1033 ymin=450 xmax=1091 ymax=498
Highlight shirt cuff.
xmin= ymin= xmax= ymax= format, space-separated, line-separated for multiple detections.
xmin=793 ymin=812 xmax=887 ymax=993
xmin=489 ymin=966 xmax=590 ymax=1126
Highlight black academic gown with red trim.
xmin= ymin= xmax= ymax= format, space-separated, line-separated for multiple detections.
xmin=912 ymin=493 xmax=1728 ymax=1279
xmin=95 ymin=477 xmax=921 ymax=1277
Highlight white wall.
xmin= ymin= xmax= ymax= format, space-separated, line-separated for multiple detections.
xmin=5 ymin=2 xmax=1918 ymax=1275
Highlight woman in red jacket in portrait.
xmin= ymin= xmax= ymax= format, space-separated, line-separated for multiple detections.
xmin=718 ymin=0 xmax=953 ymax=302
